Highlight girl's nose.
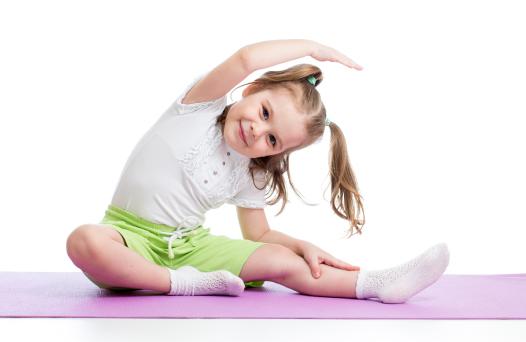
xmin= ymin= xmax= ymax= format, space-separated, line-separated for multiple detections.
xmin=250 ymin=122 xmax=267 ymax=140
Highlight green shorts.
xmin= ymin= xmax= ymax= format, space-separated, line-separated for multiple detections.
xmin=98 ymin=204 xmax=266 ymax=288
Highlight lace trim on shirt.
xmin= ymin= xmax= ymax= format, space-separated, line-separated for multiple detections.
xmin=227 ymin=197 xmax=266 ymax=208
xmin=176 ymin=124 xmax=252 ymax=207
xmin=177 ymin=102 xmax=217 ymax=115
xmin=177 ymin=124 xmax=222 ymax=177
xmin=209 ymin=157 xmax=250 ymax=207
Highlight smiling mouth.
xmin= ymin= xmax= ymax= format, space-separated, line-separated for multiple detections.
xmin=239 ymin=122 xmax=247 ymax=145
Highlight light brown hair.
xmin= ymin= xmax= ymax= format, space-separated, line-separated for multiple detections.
xmin=216 ymin=63 xmax=365 ymax=238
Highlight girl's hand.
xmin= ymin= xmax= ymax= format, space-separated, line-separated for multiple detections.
xmin=311 ymin=43 xmax=363 ymax=71
xmin=297 ymin=241 xmax=360 ymax=279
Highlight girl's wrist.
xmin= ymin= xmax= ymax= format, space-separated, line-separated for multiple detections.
xmin=307 ymin=40 xmax=321 ymax=57
xmin=294 ymin=239 xmax=310 ymax=256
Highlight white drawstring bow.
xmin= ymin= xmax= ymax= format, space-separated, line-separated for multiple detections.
xmin=160 ymin=216 xmax=202 ymax=259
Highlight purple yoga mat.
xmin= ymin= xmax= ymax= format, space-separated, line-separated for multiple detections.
xmin=0 ymin=272 xmax=525 ymax=319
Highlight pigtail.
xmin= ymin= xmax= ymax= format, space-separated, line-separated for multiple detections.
xmin=327 ymin=122 xmax=365 ymax=238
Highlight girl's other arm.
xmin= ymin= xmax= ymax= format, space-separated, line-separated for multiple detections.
xmin=237 ymin=206 xmax=303 ymax=254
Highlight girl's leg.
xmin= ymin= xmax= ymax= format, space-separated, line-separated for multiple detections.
xmin=66 ymin=224 xmax=171 ymax=293
xmin=240 ymin=244 xmax=359 ymax=298
xmin=240 ymin=243 xmax=449 ymax=303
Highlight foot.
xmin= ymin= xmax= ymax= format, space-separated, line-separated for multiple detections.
xmin=357 ymin=243 xmax=450 ymax=303
xmin=168 ymin=266 xmax=245 ymax=296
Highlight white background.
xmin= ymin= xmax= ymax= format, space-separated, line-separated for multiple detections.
xmin=1 ymin=1 xmax=525 ymax=340
xmin=1 ymin=0 xmax=525 ymax=274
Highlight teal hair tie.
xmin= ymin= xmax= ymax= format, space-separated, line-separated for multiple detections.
xmin=307 ymin=75 xmax=317 ymax=86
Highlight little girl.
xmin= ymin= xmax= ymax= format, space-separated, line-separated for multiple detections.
xmin=66 ymin=39 xmax=449 ymax=303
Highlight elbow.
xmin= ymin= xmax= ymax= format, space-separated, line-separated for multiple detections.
xmin=255 ymin=229 xmax=270 ymax=242
xmin=237 ymin=46 xmax=254 ymax=74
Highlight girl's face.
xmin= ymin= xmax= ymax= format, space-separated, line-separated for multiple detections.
xmin=224 ymin=87 xmax=308 ymax=159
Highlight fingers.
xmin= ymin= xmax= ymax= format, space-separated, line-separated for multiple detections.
xmin=344 ymin=56 xmax=363 ymax=70
xmin=306 ymin=257 xmax=322 ymax=278
xmin=313 ymin=260 xmax=321 ymax=278
xmin=341 ymin=57 xmax=363 ymax=71
xmin=307 ymin=255 xmax=360 ymax=279
xmin=351 ymin=62 xmax=363 ymax=70
xmin=313 ymin=45 xmax=363 ymax=70
xmin=311 ymin=261 xmax=360 ymax=279
xmin=325 ymin=257 xmax=360 ymax=271
xmin=334 ymin=48 xmax=362 ymax=70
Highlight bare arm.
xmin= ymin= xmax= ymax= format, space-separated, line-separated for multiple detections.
xmin=237 ymin=206 xmax=304 ymax=255
xmin=180 ymin=49 xmax=250 ymax=105
xmin=240 ymin=39 xmax=318 ymax=72
xmin=180 ymin=40 xmax=316 ymax=105
xmin=181 ymin=39 xmax=316 ymax=105
xmin=182 ymin=40 xmax=361 ymax=104
xmin=257 ymin=229 xmax=305 ymax=255
xmin=241 ymin=39 xmax=363 ymax=72
xmin=236 ymin=207 xmax=360 ymax=276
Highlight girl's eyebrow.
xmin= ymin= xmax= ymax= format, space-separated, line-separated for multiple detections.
xmin=265 ymin=98 xmax=283 ymax=150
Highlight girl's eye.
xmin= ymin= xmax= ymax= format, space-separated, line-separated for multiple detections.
xmin=263 ymin=106 xmax=277 ymax=148
xmin=262 ymin=106 xmax=270 ymax=120
xmin=269 ymin=135 xmax=276 ymax=147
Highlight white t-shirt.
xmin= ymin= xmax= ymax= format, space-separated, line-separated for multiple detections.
xmin=110 ymin=73 xmax=267 ymax=228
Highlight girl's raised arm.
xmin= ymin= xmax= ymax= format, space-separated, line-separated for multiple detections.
xmin=181 ymin=40 xmax=316 ymax=105
xmin=242 ymin=39 xmax=363 ymax=72
xmin=181 ymin=48 xmax=250 ymax=105
xmin=182 ymin=39 xmax=362 ymax=105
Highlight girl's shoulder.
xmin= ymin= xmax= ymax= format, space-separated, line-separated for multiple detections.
xmin=168 ymin=74 xmax=227 ymax=117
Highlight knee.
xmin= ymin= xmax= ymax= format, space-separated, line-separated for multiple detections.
xmin=66 ymin=224 xmax=102 ymax=266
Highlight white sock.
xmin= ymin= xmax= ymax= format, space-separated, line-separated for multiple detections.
xmin=355 ymin=243 xmax=450 ymax=303
xmin=167 ymin=266 xmax=245 ymax=296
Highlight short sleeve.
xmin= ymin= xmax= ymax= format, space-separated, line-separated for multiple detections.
xmin=168 ymin=71 xmax=227 ymax=116
xmin=228 ymin=170 xmax=268 ymax=209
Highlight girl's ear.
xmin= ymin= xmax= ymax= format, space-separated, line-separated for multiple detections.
xmin=242 ymin=83 xmax=262 ymax=98
xmin=241 ymin=84 xmax=253 ymax=97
